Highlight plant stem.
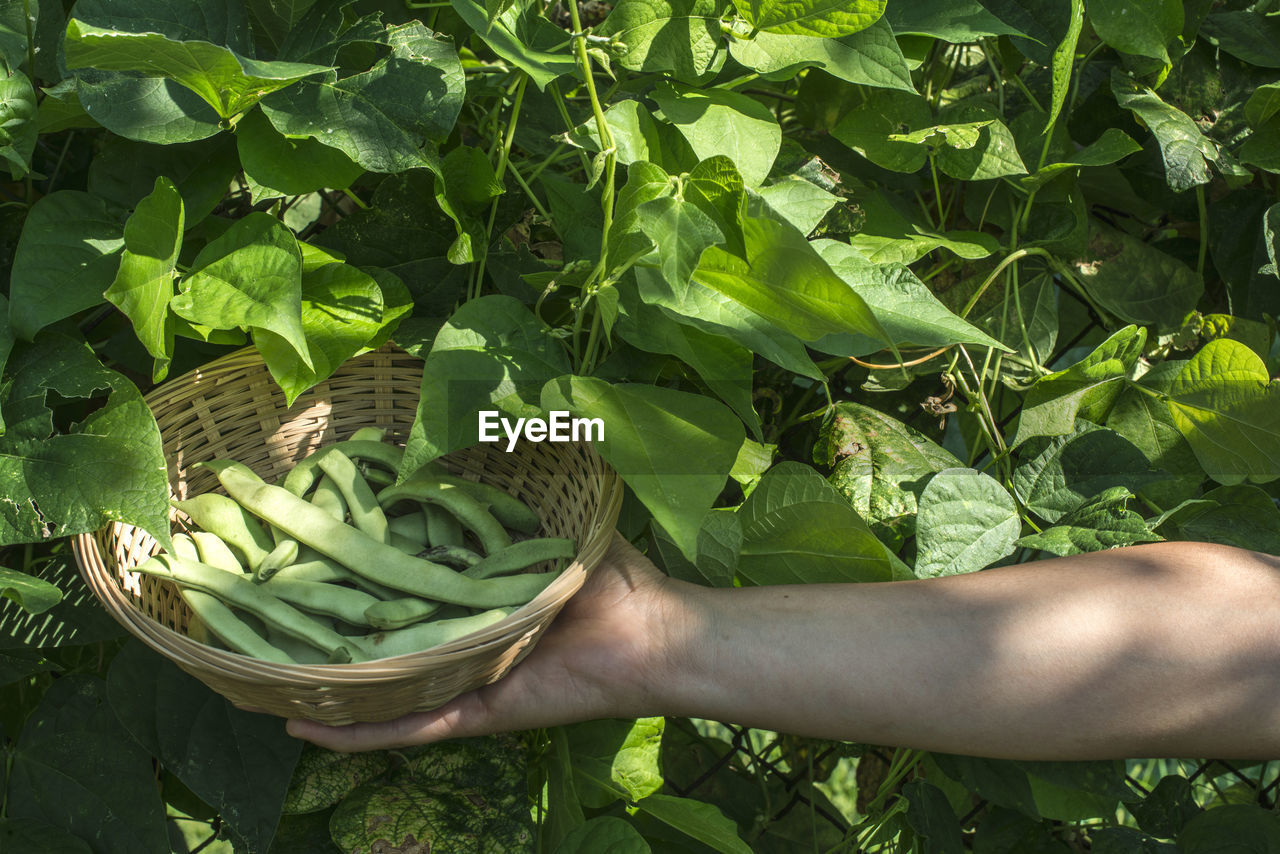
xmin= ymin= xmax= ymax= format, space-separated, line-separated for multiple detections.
xmin=473 ymin=73 xmax=529 ymax=300
xmin=929 ymin=153 xmax=946 ymax=229
xmin=960 ymin=247 xmax=1048 ymax=319
xmin=1196 ymin=184 xmax=1208 ymax=276
xmin=340 ymin=187 xmax=368 ymax=210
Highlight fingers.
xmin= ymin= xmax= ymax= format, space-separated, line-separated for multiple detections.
xmin=286 ymin=690 xmax=495 ymax=752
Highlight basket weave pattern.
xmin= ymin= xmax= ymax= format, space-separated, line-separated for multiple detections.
xmin=73 ymin=345 xmax=622 ymax=724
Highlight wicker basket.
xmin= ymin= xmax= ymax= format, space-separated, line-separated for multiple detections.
xmin=72 ymin=344 xmax=623 ymax=724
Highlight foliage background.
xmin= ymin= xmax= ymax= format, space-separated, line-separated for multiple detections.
xmin=1 ymin=0 xmax=1279 ymax=850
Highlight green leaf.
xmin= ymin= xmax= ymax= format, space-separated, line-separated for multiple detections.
xmin=732 ymin=0 xmax=886 ymax=38
xmin=1021 ymin=127 xmax=1141 ymax=190
xmin=931 ymin=754 xmax=1040 ymax=820
xmin=1241 ymin=116 xmax=1280 ymax=174
xmin=754 ymin=176 xmax=838 ymax=234
xmin=1155 ymin=485 xmax=1280 ymax=555
xmin=556 ymin=817 xmax=651 ymax=854
xmin=171 ymin=212 xmax=311 ymax=370
xmin=1111 ymin=68 xmax=1218 ymax=192
xmin=8 ymin=191 xmax=125 ymax=342
xmin=256 ymin=263 xmax=407 ymax=406
xmin=566 ymin=717 xmax=664 ymax=808
xmin=903 ymin=781 xmax=964 ymax=854
xmin=87 ymin=135 xmax=239 ymax=228
xmin=1085 ymin=0 xmax=1182 ymax=64
xmin=727 ymin=15 xmax=914 ymax=90
xmin=693 ymin=216 xmax=890 ymax=346
xmin=402 ymin=295 xmax=569 ymax=474
xmin=1045 ymin=0 xmax=1084 ymax=134
xmin=634 ymin=793 xmax=752 ymax=854
xmin=832 ymin=89 xmax=933 ymax=173
xmin=1166 ymin=338 xmax=1280 ymax=485
xmin=107 ymin=642 xmax=303 ymax=854
xmin=1128 ymin=776 xmax=1201 ymax=839
xmin=1199 ymin=11 xmax=1280 ymax=69
xmin=64 ymin=19 xmax=329 ymax=120
xmin=598 ymin=0 xmax=723 ymax=82
xmin=73 ymin=70 xmax=221 ymax=145
xmin=650 ymin=81 xmax=781 ymax=187
xmin=813 ymin=239 xmax=1009 ymax=355
xmin=886 ymin=0 xmax=1025 ymax=39
xmin=1105 ymin=360 xmax=1202 ymax=507
xmin=6 ymin=676 xmax=168 ymax=854
xmin=1013 ymin=325 xmax=1145 ymax=446
xmin=236 ymin=108 xmax=363 ymax=196
xmin=0 ymin=332 xmax=171 ymax=550
xmin=616 ymin=296 xmax=760 ymax=438
xmin=103 ymin=177 xmax=184 ymax=383
xmin=816 ymin=402 xmax=961 ymax=549
xmin=0 ymin=553 xmax=126 ymax=649
xmin=1016 ymin=486 xmax=1161 ymax=555
xmin=449 ymin=0 xmax=578 ymax=90
xmin=1246 ymin=83 xmax=1280 ymax=129
xmin=259 ymin=21 xmax=464 ymax=173
xmin=0 ymin=818 xmax=92 ymax=854
xmin=0 ymin=566 xmax=62 ymax=615
xmin=282 ymin=745 xmax=392 ymax=815
xmin=915 ymin=467 xmax=1020 ymax=577
xmin=845 ymin=187 xmax=997 ymax=264
xmin=735 ymin=461 xmax=892 ymax=584
xmin=572 ymin=100 xmax=697 ymax=171
xmin=542 ymin=377 xmax=743 ymax=560
xmin=932 ymin=110 xmax=1027 ymax=180
xmin=636 ymin=194 xmax=725 ymax=299
xmin=1069 ymin=221 xmax=1203 ymax=330
xmin=1013 ymin=424 xmax=1162 ymax=523
xmin=0 ymin=69 xmax=36 ymax=179
xmin=1178 ymin=805 xmax=1280 ymax=853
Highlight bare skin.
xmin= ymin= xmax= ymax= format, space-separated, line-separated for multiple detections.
xmin=286 ymin=533 xmax=1280 ymax=759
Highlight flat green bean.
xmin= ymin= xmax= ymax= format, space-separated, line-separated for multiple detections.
xmin=401 ymin=468 xmax=541 ymax=534
xmin=190 ymin=531 xmax=244 ymax=574
xmin=387 ymin=512 xmax=429 ymax=545
xmin=353 ymin=607 xmax=516 ymax=659
xmin=377 ymin=481 xmax=511 ymax=555
xmin=425 ymin=504 xmax=464 ymax=548
xmin=282 ymin=441 xmax=405 ymax=496
xmin=464 ymin=538 xmax=576 ymax=580
xmin=172 ymin=493 xmax=273 ymax=568
xmin=254 ymin=539 xmax=300 ymax=582
xmin=263 ymin=578 xmax=380 ymax=626
xmin=310 ymin=474 xmax=347 ymax=522
xmin=363 ymin=597 xmax=444 ymax=630
xmin=349 ymin=427 xmax=386 ymax=442
xmin=205 ymin=461 xmax=556 ymax=608
xmin=425 ymin=544 xmax=483 ymax=568
xmin=317 ymin=449 xmax=390 ymax=544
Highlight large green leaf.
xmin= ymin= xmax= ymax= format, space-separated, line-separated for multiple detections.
xmin=1155 ymin=485 xmax=1280 ymax=555
xmin=650 ymin=81 xmax=781 ymax=187
xmin=754 ymin=176 xmax=839 ymax=234
xmin=1013 ymin=424 xmax=1162 ymax=523
xmin=1166 ymin=338 xmax=1280 ymax=485
xmin=0 ymin=553 xmax=126 ymax=649
xmin=565 ymin=717 xmax=664 ymax=809
xmin=0 ymin=566 xmax=62 ymax=615
xmin=448 ymin=0 xmax=578 ymax=90
xmin=0 ymin=68 xmax=36 ymax=178
xmin=0 ymin=819 xmax=92 ymax=854
xmin=107 ymin=642 xmax=303 ymax=854
xmin=1020 ymin=128 xmax=1141 ymax=191
xmin=693 ymin=216 xmax=890 ymax=346
xmin=731 ymin=0 xmax=886 ymax=38
xmin=402 ymin=295 xmax=569 ymax=475
xmin=0 ymin=332 xmax=171 ymax=549
xmin=1012 ymin=325 xmax=1146 ymax=446
xmin=257 ymin=263 xmax=409 ymax=406
xmin=103 ymin=177 xmax=184 ymax=383
xmin=236 ymin=107 xmax=363 ymax=196
xmin=1085 ymin=0 xmax=1182 ymax=64
xmin=87 ymin=135 xmax=239 ymax=228
xmin=845 ymin=187 xmax=997 ymax=264
xmin=74 ymin=69 xmax=222 ymax=144
xmin=885 ymin=0 xmax=1025 ymax=39
xmin=635 ymin=194 xmax=725 ymax=299
xmin=1111 ymin=69 xmax=1219 ymax=192
xmin=1105 ymin=360 xmax=1202 ymax=507
xmin=1016 ymin=486 xmax=1161 ymax=556
xmin=1044 ymin=0 xmax=1083 ymax=134
xmin=1178 ymin=806 xmax=1280 ymax=853
xmin=735 ymin=461 xmax=892 ymax=584
xmin=831 ymin=89 xmax=933 ymax=173
xmin=282 ymin=745 xmax=392 ymax=815
xmin=541 ymin=377 xmax=743 ymax=560
xmin=728 ymin=15 xmax=914 ymax=90
xmin=903 ymin=781 xmax=965 ymax=854
xmin=259 ymin=21 xmax=464 ymax=173
xmin=598 ymin=0 xmax=723 ymax=82
xmin=8 ymin=191 xmax=125 ymax=342
xmin=1199 ymin=11 xmax=1280 ymax=69
xmin=1068 ymin=221 xmax=1203 ymax=330
xmin=64 ymin=19 xmax=329 ymax=119
xmin=816 ymin=402 xmax=961 ymax=548
xmin=557 ymin=818 xmax=651 ymax=854
xmin=914 ymin=467 xmax=1021 ymax=577
xmin=170 ymin=212 xmax=311 ymax=369
xmin=5 ymin=676 xmax=167 ymax=854
xmin=812 ymin=239 xmax=1008 ymax=356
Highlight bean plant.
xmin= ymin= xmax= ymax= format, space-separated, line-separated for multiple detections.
xmin=0 ymin=0 xmax=1278 ymax=850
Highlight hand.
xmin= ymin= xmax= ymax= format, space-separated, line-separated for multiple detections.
xmin=286 ymin=531 xmax=678 ymax=751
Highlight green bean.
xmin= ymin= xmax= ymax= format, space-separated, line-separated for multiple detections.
xmin=349 ymin=427 xmax=386 ymax=443
xmin=318 ymin=449 xmax=390 ymax=545
xmin=425 ymin=504 xmax=464 ymax=548
xmin=353 ymin=607 xmax=516 ymax=659
xmin=265 ymin=626 xmax=329 ymax=664
xmin=425 ymin=544 xmax=483 ymax=568
xmin=205 ymin=461 xmax=557 ymax=608
xmin=171 ymin=533 xmax=199 ymax=561
xmin=254 ymin=539 xmax=300 ymax=582
xmin=172 ymin=493 xmax=273 ymax=568
xmin=363 ymin=597 xmax=444 ymax=631
xmin=377 ymin=481 xmax=512 ymax=555
xmin=282 ymin=441 xmax=405 ymax=496
xmin=310 ymin=474 xmax=347 ymax=522
xmin=401 ymin=468 xmax=541 ymax=534
xmin=190 ymin=531 xmax=244 ymax=574
xmin=388 ymin=511 xmax=430 ymax=545
xmin=268 ymin=555 xmax=404 ymax=601
xmin=464 ymin=538 xmax=577 ymax=580
xmin=362 ymin=466 xmax=394 ymax=487
xmin=262 ymin=578 xmax=380 ymax=626
xmin=133 ymin=554 xmax=364 ymax=663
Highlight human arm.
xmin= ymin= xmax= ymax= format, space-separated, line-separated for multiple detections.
xmin=287 ymin=533 xmax=1280 ymax=760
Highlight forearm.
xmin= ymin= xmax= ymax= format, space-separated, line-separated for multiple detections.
xmin=648 ymin=542 xmax=1280 ymax=759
